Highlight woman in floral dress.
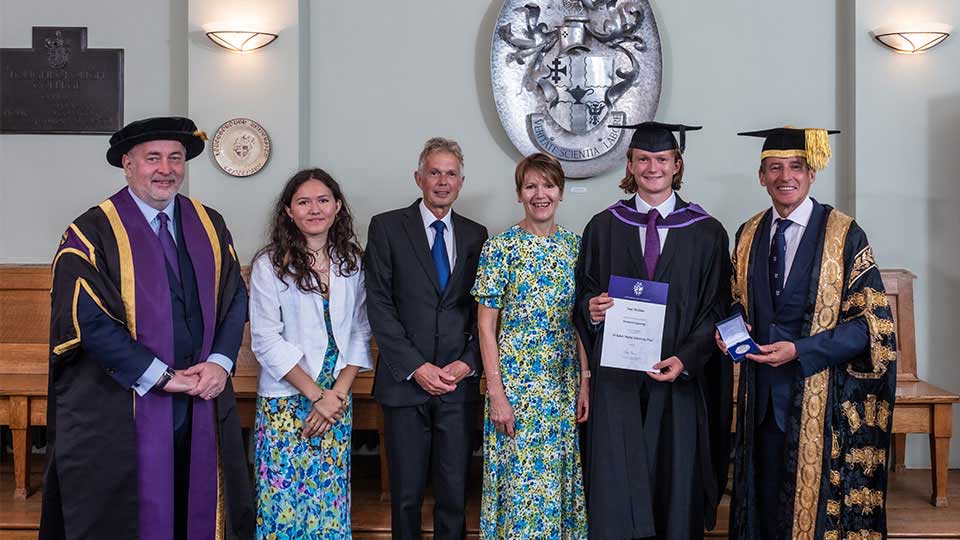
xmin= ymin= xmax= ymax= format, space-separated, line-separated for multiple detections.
xmin=473 ymin=153 xmax=590 ymax=539
xmin=249 ymin=169 xmax=372 ymax=539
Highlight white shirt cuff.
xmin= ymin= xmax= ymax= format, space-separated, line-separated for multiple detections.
xmin=206 ymin=353 xmax=234 ymax=374
xmin=133 ymin=358 xmax=168 ymax=397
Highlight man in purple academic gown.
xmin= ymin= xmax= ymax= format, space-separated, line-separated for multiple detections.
xmin=575 ymin=122 xmax=732 ymax=540
xmin=40 ymin=117 xmax=254 ymax=540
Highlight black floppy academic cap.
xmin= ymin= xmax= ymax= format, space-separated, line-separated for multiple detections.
xmin=738 ymin=127 xmax=840 ymax=171
xmin=608 ymin=121 xmax=703 ymax=153
xmin=106 ymin=117 xmax=208 ymax=167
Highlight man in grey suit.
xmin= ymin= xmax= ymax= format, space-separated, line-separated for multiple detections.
xmin=365 ymin=137 xmax=488 ymax=540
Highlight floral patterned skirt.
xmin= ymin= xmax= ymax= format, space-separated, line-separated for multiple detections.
xmin=254 ymin=392 xmax=352 ymax=539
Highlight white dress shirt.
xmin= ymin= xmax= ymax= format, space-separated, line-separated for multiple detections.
xmin=127 ymin=188 xmax=233 ymax=395
xmin=420 ymin=200 xmax=456 ymax=269
xmin=634 ymin=192 xmax=676 ymax=254
xmin=249 ymin=253 xmax=373 ymax=397
xmin=768 ymin=197 xmax=813 ymax=284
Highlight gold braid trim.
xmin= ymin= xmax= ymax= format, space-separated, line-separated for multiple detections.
xmin=847 ymin=246 xmax=877 ymax=289
xmin=845 ymin=447 xmax=886 ymax=476
xmin=844 ymin=488 xmax=884 ymax=515
xmin=841 ymin=398 xmax=891 ymax=434
xmin=51 ymin=278 xmax=123 ymax=355
xmin=189 ymin=198 xmax=222 ymax=305
xmin=842 ymin=401 xmax=862 ymax=433
xmin=824 ymin=531 xmax=839 ymax=540
xmin=841 ymin=288 xmax=897 ymax=379
xmin=732 ymin=210 xmax=766 ymax=311
xmin=830 ymin=470 xmax=841 ymax=486
xmin=791 ymin=209 xmax=852 ymax=540
xmin=876 ymin=400 xmax=891 ymax=432
xmin=826 ymin=499 xmax=841 ymax=516
xmin=98 ymin=199 xmax=136 ymax=339
xmin=845 ymin=532 xmax=882 ymax=540
xmin=831 ymin=428 xmax=841 ymax=459
xmin=863 ymin=395 xmax=877 ymax=428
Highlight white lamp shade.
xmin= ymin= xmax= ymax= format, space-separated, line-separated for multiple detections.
xmin=203 ymin=24 xmax=278 ymax=52
xmin=872 ymin=23 xmax=952 ymax=54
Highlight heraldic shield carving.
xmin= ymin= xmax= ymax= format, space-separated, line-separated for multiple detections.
xmin=491 ymin=0 xmax=662 ymax=178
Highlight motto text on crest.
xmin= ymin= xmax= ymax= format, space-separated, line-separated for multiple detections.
xmin=491 ymin=0 xmax=662 ymax=178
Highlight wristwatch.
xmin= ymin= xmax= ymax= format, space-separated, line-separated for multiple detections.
xmin=154 ymin=367 xmax=176 ymax=391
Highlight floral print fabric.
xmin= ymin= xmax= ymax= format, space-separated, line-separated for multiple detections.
xmin=255 ymin=297 xmax=352 ymax=539
xmin=472 ymin=225 xmax=587 ymax=540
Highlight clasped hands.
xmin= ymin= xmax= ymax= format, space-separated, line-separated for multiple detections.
xmin=303 ymin=388 xmax=349 ymax=438
xmin=161 ymin=361 xmax=228 ymax=400
xmin=713 ymin=324 xmax=798 ymax=367
xmin=413 ymin=359 xmax=472 ymax=396
xmin=589 ymin=293 xmax=685 ymax=382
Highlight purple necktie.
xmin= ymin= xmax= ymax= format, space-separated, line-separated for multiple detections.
xmin=644 ymin=208 xmax=661 ymax=279
xmin=157 ymin=212 xmax=181 ymax=282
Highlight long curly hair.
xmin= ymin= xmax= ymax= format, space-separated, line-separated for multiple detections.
xmin=255 ymin=168 xmax=363 ymax=295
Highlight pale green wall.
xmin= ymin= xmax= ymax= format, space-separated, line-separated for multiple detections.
xmin=1 ymin=0 xmax=957 ymax=467
xmin=1 ymin=0 xmax=186 ymax=262
xmin=854 ymin=0 xmax=960 ymax=469
xmin=305 ymin=1 xmax=841 ymax=249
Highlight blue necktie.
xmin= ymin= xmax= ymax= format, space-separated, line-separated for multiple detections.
xmin=770 ymin=218 xmax=792 ymax=305
xmin=431 ymin=220 xmax=450 ymax=291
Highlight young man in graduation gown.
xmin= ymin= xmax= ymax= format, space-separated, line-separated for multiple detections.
xmin=576 ymin=122 xmax=733 ymax=540
xmin=725 ymin=128 xmax=897 ymax=540
xmin=40 ymin=117 xmax=255 ymax=540
xmin=364 ymin=137 xmax=488 ymax=540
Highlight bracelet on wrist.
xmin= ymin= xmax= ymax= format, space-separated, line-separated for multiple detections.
xmin=311 ymin=389 xmax=325 ymax=405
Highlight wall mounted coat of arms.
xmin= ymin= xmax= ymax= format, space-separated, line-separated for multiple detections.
xmin=491 ymin=0 xmax=662 ymax=178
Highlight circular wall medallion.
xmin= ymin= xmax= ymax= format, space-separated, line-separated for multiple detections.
xmin=212 ymin=118 xmax=271 ymax=177
xmin=491 ymin=0 xmax=663 ymax=178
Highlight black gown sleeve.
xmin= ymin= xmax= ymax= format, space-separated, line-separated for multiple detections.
xmin=75 ymin=282 xmax=156 ymax=389
xmin=210 ymin=274 xmax=248 ymax=368
xmin=674 ymin=226 xmax=732 ymax=378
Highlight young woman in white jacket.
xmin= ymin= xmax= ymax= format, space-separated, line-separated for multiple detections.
xmin=249 ymin=168 xmax=372 ymax=539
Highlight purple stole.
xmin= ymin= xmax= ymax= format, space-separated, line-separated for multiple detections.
xmin=606 ymin=200 xmax=712 ymax=229
xmin=108 ymin=188 xmax=220 ymax=540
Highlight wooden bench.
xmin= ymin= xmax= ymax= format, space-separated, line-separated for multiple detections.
xmin=0 ymin=265 xmax=391 ymax=501
xmin=731 ymin=269 xmax=958 ymax=507
xmin=2 ymin=266 xmax=957 ymax=506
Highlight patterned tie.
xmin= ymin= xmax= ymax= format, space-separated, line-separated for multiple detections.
xmin=431 ymin=220 xmax=450 ymax=291
xmin=157 ymin=212 xmax=181 ymax=282
xmin=770 ymin=218 xmax=792 ymax=304
xmin=643 ymin=209 xmax=661 ymax=279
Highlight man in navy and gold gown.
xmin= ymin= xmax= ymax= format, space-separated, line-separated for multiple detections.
xmin=40 ymin=117 xmax=254 ymax=540
xmin=726 ymin=127 xmax=897 ymax=540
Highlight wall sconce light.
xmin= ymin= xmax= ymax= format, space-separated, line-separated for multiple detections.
xmin=203 ymin=24 xmax=278 ymax=53
xmin=872 ymin=23 xmax=952 ymax=54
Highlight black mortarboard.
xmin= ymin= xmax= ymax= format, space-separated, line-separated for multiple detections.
xmin=738 ymin=126 xmax=840 ymax=170
xmin=106 ymin=116 xmax=208 ymax=167
xmin=609 ymin=121 xmax=703 ymax=153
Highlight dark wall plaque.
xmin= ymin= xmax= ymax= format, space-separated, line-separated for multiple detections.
xmin=1 ymin=27 xmax=123 ymax=134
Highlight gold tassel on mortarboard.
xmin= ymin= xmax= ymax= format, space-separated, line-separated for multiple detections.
xmin=193 ymin=129 xmax=208 ymax=142
xmin=805 ymin=128 xmax=831 ymax=170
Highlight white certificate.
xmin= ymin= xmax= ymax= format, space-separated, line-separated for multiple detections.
xmin=600 ymin=275 xmax=669 ymax=372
